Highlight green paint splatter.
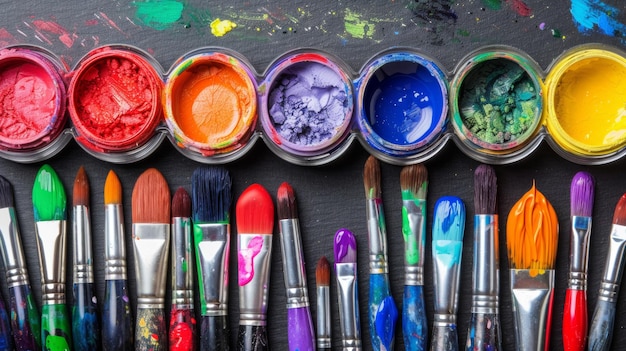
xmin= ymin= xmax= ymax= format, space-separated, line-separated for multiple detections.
xmin=133 ymin=0 xmax=184 ymax=30
xmin=344 ymin=8 xmax=376 ymax=39
xmin=551 ymin=28 xmax=562 ymax=38
xmin=482 ymin=0 xmax=502 ymax=10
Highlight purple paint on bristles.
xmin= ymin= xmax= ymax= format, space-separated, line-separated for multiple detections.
xmin=334 ymin=228 xmax=357 ymax=264
xmin=571 ymin=171 xmax=594 ymax=217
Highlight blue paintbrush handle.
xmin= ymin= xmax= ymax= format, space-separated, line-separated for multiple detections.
xmin=369 ymin=273 xmax=397 ymax=351
xmin=402 ymin=285 xmax=427 ymax=351
xmin=72 ymin=282 xmax=100 ymax=351
xmin=102 ymin=279 xmax=133 ymax=351
xmin=200 ymin=315 xmax=229 ymax=351
xmin=465 ymin=312 xmax=501 ymax=351
xmin=237 ymin=325 xmax=268 ymax=351
xmin=588 ymin=299 xmax=617 ymax=351
xmin=8 ymin=284 xmax=40 ymax=351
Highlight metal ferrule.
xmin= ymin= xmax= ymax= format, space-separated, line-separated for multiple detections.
xmin=568 ymin=216 xmax=592 ymax=290
xmin=432 ymin=243 xmax=462 ymax=316
xmin=238 ymin=233 xmax=272 ymax=325
xmin=367 ymin=198 xmax=388 ymax=274
xmin=471 ymin=215 xmax=499 ymax=314
xmin=73 ymin=205 xmax=94 ymax=284
xmin=316 ymin=285 xmax=331 ymax=349
xmin=172 ymin=217 xmax=194 ymax=307
xmin=0 ymin=207 xmax=30 ymax=288
xmin=432 ymin=313 xmax=456 ymax=327
xmin=336 ymin=262 xmax=361 ymax=350
xmin=194 ymin=223 xmax=230 ymax=316
xmin=35 ymin=219 xmax=67 ymax=305
xmin=132 ymin=223 xmax=170 ymax=309
xmin=279 ymin=218 xmax=309 ymax=309
xmin=510 ymin=269 xmax=555 ymax=351
xmin=403 ymin=199 xmax=425 ymax=286
xmin=104 ymin=204 xmax=127 ymax=281
xmin=598 ymin=224 xmax=626 ymax=303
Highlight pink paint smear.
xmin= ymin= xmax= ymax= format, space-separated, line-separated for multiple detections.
xmin=31 ymin=20 xmax=76 ymax=48
xmin=238 ymin=236 xmax=264 ymax=286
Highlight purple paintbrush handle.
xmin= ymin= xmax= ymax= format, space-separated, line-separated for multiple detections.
xmin=287 ymin=307 xmax=316 ymax=351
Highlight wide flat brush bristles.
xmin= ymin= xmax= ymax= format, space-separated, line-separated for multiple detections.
xmin=191 ymin=167 xmax=232 ymax=223
xmin=277 ymin=182 xmax=298 ymax=220
xmin=612 ymin=194 xmax=626 ymax=226
xmin=316 ymin=256 xmax=330 ymax=287
xmin=33 ymin=164 xmax=66 ymax=222
xmin=172 ymin=187 xmax=191 ymax=219
xmin=104 ymin=170 xmax=122 ymax=206
xmin=0 ymin=175 xmax=14 ymax=208
xmin=235 ymin=184 xmax=274 ymax=234
xmin=474 ymin=164 xmax=497 ymax=215
xmin=571 ymin=171 xmax=594 ymax=217
xmin=73 ymin=166 xmax=89 ymax=208
xmin=131 ymin=168 xmax=170 ymax=224
xmin=400 ymin=164 xmax=428 ymax=200
xmin=334 ymin=229 xmax=357 ymax=264
xmin=364 ymin=156 xmax=381 ymax=200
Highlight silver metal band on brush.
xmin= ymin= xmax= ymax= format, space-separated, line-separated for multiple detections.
xmin=172 ymin=216 xmax=194 ymax=308
xmin=367 ymin=198 xmax=388 ymax=274
xmin=403 ymin=199 xmax=425 ymax=286
xmin=132 ymin=223 xmax=170 ymax=309
xmin=35 ymin=219 xmax=67 ymax=305
xmin=433 ymin=243 xmax=462 ymax=316
xmin=598 ymin=224 xmax=626 ymax=303
xmin=238 ymin=233 xmax=272 ymax=326
xmin=195 ymin=223 xmax=230 ymax=316
xmin=472 ymin=215 xmax=499 ymax=314
xmin=336 ymin=262 xmax=361 ymax=351
xmin=0 ymin=207 xmax=30 ymax=288
xmin=569 ymin=216 xmax=592 ymax=290
xmin=73 ymin=205 xmax=94 ymax=284
xmin=279 ymin=218 xmax=310 ymax=309
xmin=317 ymin=285 xmax=331 ymax=349
xmin=104 ymin=204 xmax=127 ymax=281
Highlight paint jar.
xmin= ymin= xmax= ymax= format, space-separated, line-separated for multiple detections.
xmin=356 ymin=49 xmax=449 ymax=165
xmin=545 ymin=44 xmax=626 ymax=165
xmin=67 ymin=45 xmax=164 ymax=163
xmin=164 ymin=48 xmax=258 ymax=163
xmin=259 ymin=50 xmax=355 ymax=166
xmin=0 ymin=46 xmax=69 ymax=162
xmin=450 ymin=46 xmax=544 ymax=164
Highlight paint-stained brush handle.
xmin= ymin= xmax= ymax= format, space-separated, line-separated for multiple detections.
xmin=287 ymin=307 xmax=315 ymax=351
xmin=72 ymin=282 xmax=100 ymax=351
xmin=9 ymin=284 xmax=41 ymax=351
xmin=562 ymin=289 xmax=587 ymax=351
xmin=237 ymin=325 xmax=268 ymax=351
xmin=465 ymin=312 xmax=501 ymax=351
xmin=431 ymin=323 xmax=458 ymax=351
xmin=200 ymin=316 xmax=229 ymax=351
xmin=403 ymin=285 xmax=427 ymax=351
xmin=369 ymin=274 xmax=397 ymax=351
xmin=41 ymin=304 xmax=72 ymax=351
xmin=169 ymin=307 xmax=196 ymax=351
xmin=588 ymin=299 xmax=617 ymax=351
xmin=135 ymin=307 xmax=167 ymax=351
xmin=0 ymin=297 xmax=12 ymax=351
xmin=102 ymin=280 xmax=133 ymax=351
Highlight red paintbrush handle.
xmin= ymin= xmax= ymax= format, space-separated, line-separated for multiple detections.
xmin=563 ymin=289 xmax=587 ymax=351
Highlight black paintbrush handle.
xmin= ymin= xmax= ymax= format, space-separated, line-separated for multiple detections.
xmin=102 ymin=279 xmax=133 ymax=351
xmin=237 ymin=325 xmax=268 ymax=351
xmin=588 ymin=299 xmax=617 ymax=351
xmin=200 ymin=315 xmax=229 ymax=351
xmin=431 ymin=323 xmax=459 ymax=351
xmin=135 ymin=307 xmax=167 ymax=351
xmin=465 ymin=312 xmax=501 ymax=351
xmin=72 ymin=282 xmax=100 ymax=351
xmin=9 ymin=284 xmax=40 ymax=351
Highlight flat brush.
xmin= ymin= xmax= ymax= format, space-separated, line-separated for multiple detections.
xmin=170 ymin=187 xmax=196 ymax=351
xmin=465 ymin=164 xmax=501 ymax=351
xmin=588 ymin=194 xmax=626 ymax=351
xmin=132 ymin=168 xmax=171 ymax=351
xmin=0 ymin=174 xmax=41 ymax=351
xmin=334 ymin=228 xmax=361 ymax=351
xmin=236 ymin=184 xmax=274 ymax=351
xmin=102 ymin=170 xmax=133 ymax=351
xmin=316 ymin=256 xmax=331 ymax=351
xmin=191 ymin=166 xmax=232 ymax=351
xmin=563 ymin=171 xmax=594 ymax=351
xmin=430 ymin=196 xmax=465 ymax=351
xmin=507 ymin=182 xmax=558 ymax=351
xmin=72 ymin=166 xmax=100 ymax=351
xmin=400 ymin=164 xmax=428 ymax=351
xmin=277 ymin=182 xmax=315 ymax=351
xmin=32 ymin=164 xmax=71 ymax=351
xmin=363 ymin=156 xmax=398 ymax=351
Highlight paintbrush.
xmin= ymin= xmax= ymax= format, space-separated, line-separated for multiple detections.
xmin=563 ymin=171 xmax=594 ymax=351
xmin=465 ymin=164 xmax=501 ymax=351
xmin=170 ymin=187 xmax=196 ymax=351
xmin=276 ymin=182 xmax=316 ymax=351
xmin=32 ymin=164 xmax=71 ymax=351
xmin=316 ymin=256 xmax=331 ymax=351
xmin=191 ymin=166 xmax=232 ymax=351
xmin=0 ymin=174 xmax=41 ymax=351
xmin=334 ymin=228 xmax=361 ymax=351
xmin=132 ymin=168 xmax=171 ymax=351
xmin=400 ymin=164 xmax=428 ymax=351
xmin=72 ymin=166 xmax=100 ymax=351
xmin=507 ymin=182 xmax=558 ymax=351
xmin=0 ymin=294 xmax=12 ymax=351
xmin=236 ymin=183 xmax=274 ymax=351
xmin=430 ymin=196 xmax=465 ymax=351
xmin=102 ymin=170 xmax=133 ymax=351
xmin=363 ymin=155 xmax=398 ymax=351
xmin=588 ymin=193 xmax=626 ymax=351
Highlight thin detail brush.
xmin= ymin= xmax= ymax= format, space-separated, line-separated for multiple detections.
xmin=363 ymin=155 xmax=398 ymax=351
xmin=563 ymin=171 xmax=594 ymax=351
xmin=430 ymin=196 xmax=465 ymax=351
xmin=132 ymin=168 xmax=171 ymax=351
xmin=400 ymin=164 xmax=428 ymax=351
xmin=32 ymin=164 xmax=71 ymax=351
xmin=316 ymin=256 xmax=331 ymax=351
xmin=236 ymin=184 xmax=274 ymax=351
xmin=0 ymin=174 xmax=41 ymax=351
xmin=334 ymin=228 xmax=361 ymax=351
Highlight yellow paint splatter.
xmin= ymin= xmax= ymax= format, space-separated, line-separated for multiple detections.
xmin=210 ymin=18 xmax=237 ymax=37
xmin=344 ymin=8 xmax=375 ymax=39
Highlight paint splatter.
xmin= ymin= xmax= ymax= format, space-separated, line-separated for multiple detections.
xmin=344 ymin=8 xmax=376 ymax=39
xmin=210 ymin=19 xmax=237 ymax=37
xmin=133 ymin=0 xmax=184 ymax=30
xmin=480 ymin=0 xmax=532 ymax=16
xmin=31 ymin=20 xmax=76 ymax=48
xmin=406 ymin=0 xmax=458 ymax=45
xmin=571 ymin=0 xmax=626 ymax=40
xmin=0 ymin=28 xmax=17 ymax=47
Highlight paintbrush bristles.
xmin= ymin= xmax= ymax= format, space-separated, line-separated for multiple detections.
xmin=131 ymin=168 xmax=170 ymax=224
xmin=104 ymin=170 xmax=122 ymax=206
xmin=172 ymin=187 xmax=191 ymax=219
xmin=474 ymin=164 xmax=497 ymax=215
xmin=400 ymin=164 xmax=428 ymax=200
xmin=316 ymin=256 xmax=330 ymax=287
xmin=364 ymin=155 xmax=381 ymax=200
xmin=191 ymin=167 xmax=232 ymax=223
xmin=277 ymin=182 xmax=298 ymax=220
xmin=73 ymin=166 xmax=89 ymax=207
xmin=0 ymin=175 xmax=14 ymax=208
xmin=571 ymin=171 xmax=595 ymax=217
xmin=612 ymin=194 xmax=626 ymax=226
xmin=235 ymin=183 xmax=274 ymax=234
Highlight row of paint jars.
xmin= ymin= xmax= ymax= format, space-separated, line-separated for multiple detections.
xmin=0 ymin=43 xmax=624 ymax=166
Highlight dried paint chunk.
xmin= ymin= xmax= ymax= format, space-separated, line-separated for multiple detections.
xmin=210 ymin=19 xmax=237 ymax=37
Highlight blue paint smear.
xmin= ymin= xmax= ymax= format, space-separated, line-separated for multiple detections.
xmin=375 ymin=296 xmax=398 ymax=350
xmin=432 ymin=196 xmax=465 ymax=241
xmin=570 ymin=0 xmax=626 ymax=40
